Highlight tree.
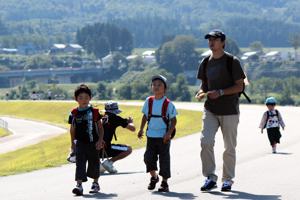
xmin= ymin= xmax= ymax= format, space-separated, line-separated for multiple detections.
xmin=225 ymin=38 xmax=241 ymax=56
xmin=76 ymin=23 xmax=133 ymax=58
xmin=97 ymin=81 xmax=108 ymax=100
xmin=289 ymin=33 xmax=300 ymax=61
xmin=168 ymin=74 xmax=191 ymax=101
xmin=156 ymin=35 xmax=200 ymax=74
xmin=249 ymin=41 xmax=264 ymax=53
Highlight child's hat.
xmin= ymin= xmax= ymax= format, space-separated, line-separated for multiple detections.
xmin=151 ymin=74 xmax=167 ymax=88
xmin=105 ymin=101 xmax=122 ymax=114
xmin=265 ymin=97 xmax=276 ymax=105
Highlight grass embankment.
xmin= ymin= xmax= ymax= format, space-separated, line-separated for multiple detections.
xmin=0 ymin=101 xmax=202 ymax=176
xmin=0 ymin=127 xmax=10 ymax=137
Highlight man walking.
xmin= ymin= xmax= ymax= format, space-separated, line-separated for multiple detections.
xmin=196 ymin=30 xmax=246 ymax=192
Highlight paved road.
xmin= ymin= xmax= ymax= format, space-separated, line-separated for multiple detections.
xmin=0 ymin=117 xmax=66 ymax=154
xmin=0 ymin=103 xmax=299 ymax=200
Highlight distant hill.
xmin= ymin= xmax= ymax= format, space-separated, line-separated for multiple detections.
xmin=0 ymin=0 xmax=300 ymax=47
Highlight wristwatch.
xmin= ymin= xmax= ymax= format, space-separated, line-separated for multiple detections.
xmin=218 ymin=89 xmax=224 ymax=96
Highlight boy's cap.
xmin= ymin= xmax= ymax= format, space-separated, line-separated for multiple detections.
xmin=105 ymin=101 xmax=122 ymax=114
xmin=151 ymin=75 xmax=167 ymax=88
xmin=265 ymin=97 xmax=276 ymax=105
xmin=204 ymin=29 xmax=226 ymax=40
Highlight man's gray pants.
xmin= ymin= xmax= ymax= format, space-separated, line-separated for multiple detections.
xmin=200 ymin=109 xmax=239 ymax=182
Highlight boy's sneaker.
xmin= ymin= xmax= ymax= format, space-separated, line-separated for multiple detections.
xmin=200 ymin=178 xmax=217 ymax=191
xmin=100 ymin=163 xmax=106 ymax=173
xmin=72 ymin=184 xmax=83 ymax=196
xmin=102 ymin=160 xmax=118 ymax=174
xmin=148 ymin=176 xmax=159 ymax=190
xmin=89 ymin=182 xmax=100 ymax=193
xmin=158 ymin=181 xmax=169 ymax=192
xmin=67 ymin=152 xmax=76 ymax=163
xmin=221 ymin=180 xmax=233 ymax=192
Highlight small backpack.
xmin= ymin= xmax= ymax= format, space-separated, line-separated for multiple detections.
xmin=264 ymin=109 xmax=279 ymax=128
xmin=202 ymin=54 xmax=251 ymax=103
xmin=147 ymin=96 xmax=176 ymax=139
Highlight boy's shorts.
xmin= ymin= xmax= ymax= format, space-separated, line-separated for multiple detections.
xmin=100 ymin=144 xmax=129 ymax=158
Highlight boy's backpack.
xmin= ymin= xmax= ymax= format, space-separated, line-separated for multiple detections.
xmin=202 ymin=54 xmax=251 ymax=103
xmin=71 ymin=107 xmax=100 ymax=122
xmin=264 ymin=109 xmax=279 ymax=128
xmin=147 ymin=96 xmax=176 ymax=139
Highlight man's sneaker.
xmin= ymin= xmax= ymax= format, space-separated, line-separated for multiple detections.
xmin=158 ymin=181 xmax=169 ymax=192
xmin=100 ymin=163 xmax=106 ymax=173
xmin=200 ymin=178 xmax=217 ymax=191
xmin=89 ymin=182 xmax=100 ymax=193
xmin=221 ymin=180 xmax=233 ymax=192
xmin=147 ymin=176 xmax=159 ymax=190
xmin=72 ymin=184 xmax=83 ymax=196
xmin=102 ymin=160 xmax=118 ymax=174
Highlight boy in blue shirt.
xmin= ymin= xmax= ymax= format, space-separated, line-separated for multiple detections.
xmin=138 ymin=75 xmax=177 ymax=192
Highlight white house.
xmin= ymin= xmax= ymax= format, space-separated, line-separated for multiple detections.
xmin=142 ymin=50 xmax=156 ymax=64
xmin=241 ymin=51 xmax=259 ymax=61
xmin=64 ymin=44 xmax=84 ymax=54
xmin=263 ymin=51 xmax=282 ymax=62
xmin=49 ymin=44 xmax=66 ymax=54
xmin=0 ymin=48 xmax=18 ymax=54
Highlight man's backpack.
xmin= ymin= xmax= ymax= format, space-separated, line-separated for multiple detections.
xmin=202 ymin=54 xmax=251 ymax=103
xmin=264 ymin=109 xmax=279 ymax=128
xmin=147 ymin=96 xmax=176 ymax=139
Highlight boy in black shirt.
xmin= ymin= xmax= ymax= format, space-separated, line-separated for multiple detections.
xmin=68 ymin=84 xmax=104 ymax=195
xmin=100 ymin=101 xmax=136 ymax=173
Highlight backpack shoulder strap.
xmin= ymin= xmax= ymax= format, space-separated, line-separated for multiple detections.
xmin=161 ymin=97 xmax=170 ymax=125
xmin=202 ymin=56 xmax=210 ymax=86
xmin=147 ymin=96 xmax=155 ymax=120
xmin=162 ymin=98 xmax=170 ymax=118
xmin=264 ymin=111 xmax=270 ymax=128
xmin=275 ymin=109 xmax=279 ymax=116
xmin=226 ymin=54 xmax=234 ymax=75
xmin=71 ymin=108 xmax=78 ymax=117
xmin=92 ymin=108 xmax=100 ymax=122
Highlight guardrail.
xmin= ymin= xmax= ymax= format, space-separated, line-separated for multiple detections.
xmin=0 ymin=118 xmax=8 ymax=129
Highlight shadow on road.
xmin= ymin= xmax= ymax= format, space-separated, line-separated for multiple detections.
xmin=207 ymin=190 xmax=281 ymax=200
xmin=273 ymin=152 xmax=292 ymax=155
xmin=82 ymin=192 xmax=118 ymax=199
xmin=100 ymin=171 xmax=144 ymax=176
xmin=153 ymin=191 xmax=198 ymax=199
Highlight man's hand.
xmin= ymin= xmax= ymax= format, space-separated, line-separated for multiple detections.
xmin=138 ymin=130 xmax=144 ymax=139
xmin=207 ymin=90 xmax=220 ymax=99
xmin=195 ymin=91 xmax=206 ymax=101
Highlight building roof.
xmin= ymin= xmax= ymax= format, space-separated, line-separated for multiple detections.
xmin=67 ymin=44 xmax=83 ymax=49
xmin=52 ymin=44 xmax=66 ymax=49
xmin=201 ymin=50 xmax=211 ymax=57
xmin=264 ymin=51 xmax=280 ymax=57
xmin=142 ymin=50 xmax=155 ymax=56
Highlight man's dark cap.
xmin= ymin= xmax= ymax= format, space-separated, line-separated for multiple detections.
xmin=204 ymin=29 xmax=226 ymax=40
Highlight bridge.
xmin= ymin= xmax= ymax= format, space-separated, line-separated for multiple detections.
xmin=0 ymin=67 xmax=104 ymax=87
